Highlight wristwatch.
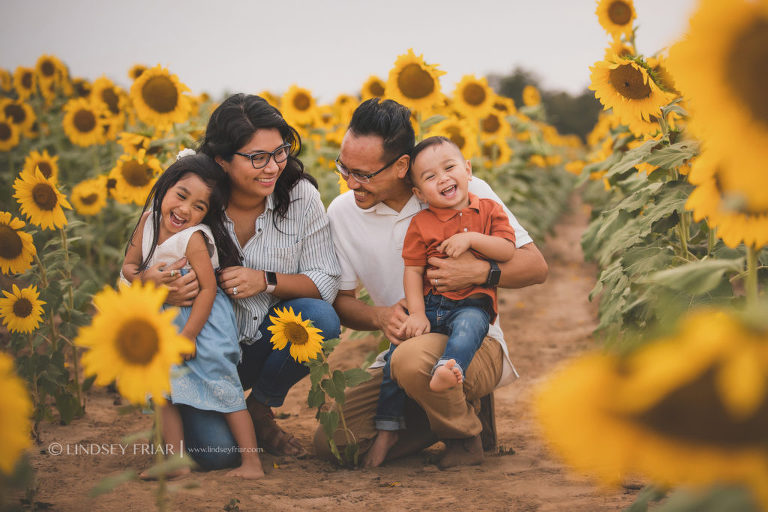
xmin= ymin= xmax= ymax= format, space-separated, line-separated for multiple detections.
xmin=485 ymin=260 xmax=501 ymax=287
xmin=264 ymin=271 xmax=277 ymax=294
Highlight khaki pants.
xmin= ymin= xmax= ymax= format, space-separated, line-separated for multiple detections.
xmin=313 ymin=333 xmax=503 ymax=460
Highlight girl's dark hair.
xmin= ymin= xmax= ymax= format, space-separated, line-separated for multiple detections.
xmin=198 ymin=93 xmax=317 ymax=224
xmin=126 ymin=153 xmax=242 ymax=272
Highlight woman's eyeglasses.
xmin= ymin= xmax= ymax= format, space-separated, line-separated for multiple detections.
xmin=234 ymin=143 xmax=292 ymax=169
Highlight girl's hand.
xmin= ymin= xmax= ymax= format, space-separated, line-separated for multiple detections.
xmin=437 ymin=233 xmax=473 ymax=258
xmin=217 ymin=266 xmax=267 ymax=299
xmin=182 ymin=346 xmax=197 ymax=362
xmin=403 ymin=313 xmax=431 ymax=339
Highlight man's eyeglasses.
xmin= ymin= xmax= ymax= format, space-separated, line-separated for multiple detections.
xmin=234 ymin=143 xmax=292 ymax=169
xmin=335 ymin=153 xmax=405 ymax=184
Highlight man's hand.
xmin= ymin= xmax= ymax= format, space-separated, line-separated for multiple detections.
xmin=166 ymin=269 xmax=198 ymax=306
xmin=375 ymin=299 xmax=409 ymax=345
xmin=425 ymin=251 xmax=488 ymax=293
xmin=141 ymin=257 xmax=187 ymax=285
xmin=437 ymin=233 xmax=473 ymax=258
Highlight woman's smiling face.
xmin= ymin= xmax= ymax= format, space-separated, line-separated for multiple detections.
xmin=217 ymin=128 xmax=287 ymax=200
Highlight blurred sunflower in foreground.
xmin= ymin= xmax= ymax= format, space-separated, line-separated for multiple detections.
xmin=535 ymin=308 xmax=768 ymax=508
xmin=0 ymin=353 xmax=32 ymax=474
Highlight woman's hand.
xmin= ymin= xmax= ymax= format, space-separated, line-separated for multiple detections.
xmin=218 ymin=266 xmax=266 ymax=299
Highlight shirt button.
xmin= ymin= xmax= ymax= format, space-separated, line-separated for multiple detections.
xmin=459 ymin=212 xmax=462 ymax=216
xmin=463 ymin=228 xmax=468 ymax=232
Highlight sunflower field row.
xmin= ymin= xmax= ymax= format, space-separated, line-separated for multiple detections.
xmin=0 ymin=48 xmax=578 ymax=482
xmin=537 ymin=1 xmax=768 ymax=510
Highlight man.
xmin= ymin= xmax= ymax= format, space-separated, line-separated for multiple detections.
xmin=314 ymin=98 xmax=548 ymax=468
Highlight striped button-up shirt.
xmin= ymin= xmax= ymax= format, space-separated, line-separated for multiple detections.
xmin=225 ymin=178 xmax=340 ymax=344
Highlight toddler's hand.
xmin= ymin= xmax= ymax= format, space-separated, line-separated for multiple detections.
xmin=438 ymin=233 xmax=473 ymax=258
xmin=404 ymin=313 xmax=431 ymax=339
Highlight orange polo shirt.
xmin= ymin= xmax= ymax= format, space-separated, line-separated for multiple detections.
xmin=402 ymin=193 xmax=516 ymax=320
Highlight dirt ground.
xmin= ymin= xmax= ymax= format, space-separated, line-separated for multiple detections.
xmin=24 ymin=196 xmax=640 ymax=511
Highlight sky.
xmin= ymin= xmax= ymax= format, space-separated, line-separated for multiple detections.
xmin=1 ymin=0 xmax=699 ymax=103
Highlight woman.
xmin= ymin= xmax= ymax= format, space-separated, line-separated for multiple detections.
xmin=159 ymin=94 xmax=341 ymax=466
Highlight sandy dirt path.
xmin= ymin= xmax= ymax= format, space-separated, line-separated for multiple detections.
xmin=25 ymin=195 xmax=638 ymax=511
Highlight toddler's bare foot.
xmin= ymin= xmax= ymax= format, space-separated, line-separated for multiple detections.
xmin=430 ymin=360 xmax=463 ymax=392
xmin=226 ymin=457 xmax=265 ymax=479
xmin=363 ymin=430 xmax=399 ymax=468
xmin=139 ymin=465 xmax=191 ymax=481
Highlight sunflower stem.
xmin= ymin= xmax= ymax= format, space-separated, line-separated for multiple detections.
xmin=676 ymin=211 xmax=691 ymax=260
xmin=318 ymin=350 xmax=354 ymax=449
xmin=153 ymin=405 xmax=168 ymax=512
xmin=707 ymin=225 xmax=716 ymax=257
xmin=746 ymin=244 xmax=759 ymax=307
xmin=60 ymin=227 xmax=83 ymax=409
xmin=33 ymin=252 xmax=58 ymax=352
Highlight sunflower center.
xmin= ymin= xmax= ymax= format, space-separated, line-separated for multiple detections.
xmin=445 ymin=126 xmax=466 ymax=149
xmin=370 ymin=80 xmax=385 ymax=97
xmin=462 ymin=83 xmax=487 ymax=106
xmin=12 ymin=298 xmax=33 ymax=318
xmin=115 ymin=319 xmax=159 ymax=365
xmin=293 ymin=93 xmax=311 ymax=111
xmin=80 ymin=193 xmax=99 ymax=205
xmin=482 ymin=114 xmax=501 ymax=134
xmin=100 ymin=88 xmax=120 ymax=115
xmin=4 ymin=104 xmax=26 ymax=124
xmin=21 ymin=71 xmax=32 ymax=89
xmin=284 ymin=322 xmax=309 ymax=345
xmin=0 ymin=122 xmax=11 ymax=141
xmin=609 ymin=64 xmax=652 ymax=100
xmin=32 ymin=183 xmax=58 ymax=211
xmin=73 ymin=109 xmax=97 ymax=133
xmin=121 ymin=160 xmax=154 ymax=187
xmin=41 ymin=60 xmax=56 ymax=78
xmin=74 ymin=81 xmax=91 ymax=98
xmin=36 ymin=162 xmax=53 ymax=179
xmin=397 ymin=64 xmax=435 ymax=100
xmin=634 ymin=366 xmax=768 ymax=446
xmin=0 ymin=225 xmax=23 ymax=259
xmin=608 ymin=0 xmax=632 ymax=25
xmin=141 ymin=76 xmax=179 ymax=114
xmin=726 ymin=18 xmax=768 ymax=127
xmin=482 ymin=142 xmax=498 ymax=159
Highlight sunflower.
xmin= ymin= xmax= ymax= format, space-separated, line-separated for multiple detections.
xmin=71 ymin=176 xmax=108 ymax=216
xmin=281 ymin=85 xmax=318 ymax=126
xmin=604 ymin=40 xmax=636 ymax=61
xmin=479 ymin=111 xmax=512 ymax=140
xmin=268 ymin=306 xmax=324 ymax=363
xmin=480 ymin=137 xmax=513 ymax=168
xmin=536 ymin=309 xmax=768 ymax=508
xmin=71 ymin=77 xmax=92 ymax=99
xmin=564 ymin=160 xmax=586 ymax=175
xmin=522 ymin=85 xmax=541 ymax=107
xmin=35 ymin=54 xmax=65 ymax=93
xmin=529 ymin=154 xmax=547 ymax=168
xmin=492 ymin=95 xmax=517 ymax=116
xmin=13 ymin=67 xmax=36 ymax=101
xmin=128 ymin=64 xmax=147 ymax=81
xmin=337 ymin=172 xmax=350 ymax=195
xmin=117 ymin=131 xmax=153 ymax=156
xmin=22 ymin=149 xmax=59 ymax=183
xmin=426 ymin=118 xmax=479 ymax=159
xmin=62 ymin=98 xmax=106 ymax=147
xmin=0 ymin=68 xmax=11 ymax=91
xmin=361 ymin=75 xmax=386 ymax=101
xmin=13 ymin=167 xmax=72 ymax=230
xmin=1 ymin=99 xmax=36 ymax=137
xmin=0 ymin=284 xmax=45 ymax=333
xmin=130 ymin=65 xmax=191 ymax=130
xmin=589 ymin=56 xmax=672 ymax=130
xmin=76 ymin=281 xmax=194 ymax=405
xmin=91 ymin=77 xmax=127 ymax=139
xmin=452 ymin=75 xmax=496 ymax=119
xmin=385 ymin=49 xmax=445 ymax=113
xmin=0 ymin=352 xmax=32 ymax=474
xmin=333 ymin=93 xmax=358 ymax=123
xmin=668 ymin=0 xmax=768 ymax=212
xmin=646 ymin=55 xmax=678 ymax=94
xmin=0 ymin=116 xmax=20 ymax=152
xmin=258 ymin=90 xmax=280 ymax=109
xmin=0 ymin=212 xmax=36 ymax=274
xmin=596 ymin=0 xmax=636 ymax=40
xmin=686 ymin=151 xmax=768 ymax=249
xmin=109 ymin=149 xmax=162 ymax=206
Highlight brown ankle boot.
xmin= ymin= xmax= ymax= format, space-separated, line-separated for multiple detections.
xmin=437 ymin=434 xmax=484 ymax=469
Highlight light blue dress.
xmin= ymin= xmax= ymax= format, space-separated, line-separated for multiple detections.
xmin=142 ymin=220 xmax=245 ymax=413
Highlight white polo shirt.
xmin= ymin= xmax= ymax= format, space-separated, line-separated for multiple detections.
xmin=328 ymin=177 xmax=532 ymax=387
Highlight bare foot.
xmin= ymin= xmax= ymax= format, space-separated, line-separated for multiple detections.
xmin=139 ymin=466 xmax=191 ymax=481
xmin=363 ymin=430 xmax=399 ymax=468
xmin=226 ymin=457 xmax=265 ymax=479
xmin=430 ymin=360 xmax=463 ymax=392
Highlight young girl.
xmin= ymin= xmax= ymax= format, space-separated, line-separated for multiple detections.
xmin=122 ymin=152 xmax=264 ymax=479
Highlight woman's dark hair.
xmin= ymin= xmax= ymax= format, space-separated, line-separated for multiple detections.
xmin=126 ymin=153 xmax=242 ymax=272
xmin=198 ymin=93 xmax=317 ymax=223
xmin=348 ymin=98 xmax=415 ymax=162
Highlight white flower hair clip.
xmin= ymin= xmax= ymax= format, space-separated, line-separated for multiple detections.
xmin=176 ymin=148 xmax=197 ymax=160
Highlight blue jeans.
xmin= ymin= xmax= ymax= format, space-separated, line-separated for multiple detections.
xmin=180 ymin=297 xmax=340 ymax=469
xmin=375 ymin=293 xmax=492 ymax=431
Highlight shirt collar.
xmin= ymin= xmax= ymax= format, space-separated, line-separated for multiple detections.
xmin=427 ymin=192 xmax=480 ymax=221
xmin=363 ymin=193 xmax=423 ymax=219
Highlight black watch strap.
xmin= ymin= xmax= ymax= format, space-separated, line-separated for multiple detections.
xmin=485 ymin=260 xmax=501 ymax=287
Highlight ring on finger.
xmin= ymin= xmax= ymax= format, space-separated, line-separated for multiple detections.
xmin=434 ymin=278 xmax=439 ymax=286
xmin=232 ymin=286 xmax=238 ymax=296
xmin=169 ymin=269 xmax=177 ymax=278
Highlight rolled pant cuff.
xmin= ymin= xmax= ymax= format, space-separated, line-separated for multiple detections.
xmin=374 ymin=418 xmax=406 ymax=431
xmin=432 ymin=358 xmax=465 ymax=379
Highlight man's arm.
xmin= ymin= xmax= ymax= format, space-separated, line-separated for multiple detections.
xmin=425 ymin=242 xmax=547 ymax=293
xmin=333 ymin=289 xmax=409 ymax=344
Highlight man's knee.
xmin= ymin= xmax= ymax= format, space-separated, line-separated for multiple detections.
xmin=390 ymin=334 xmax=444 ymax=391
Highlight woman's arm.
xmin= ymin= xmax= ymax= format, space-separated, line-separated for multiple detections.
xmin=179 ymin=232 xmax=217 ymax=354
